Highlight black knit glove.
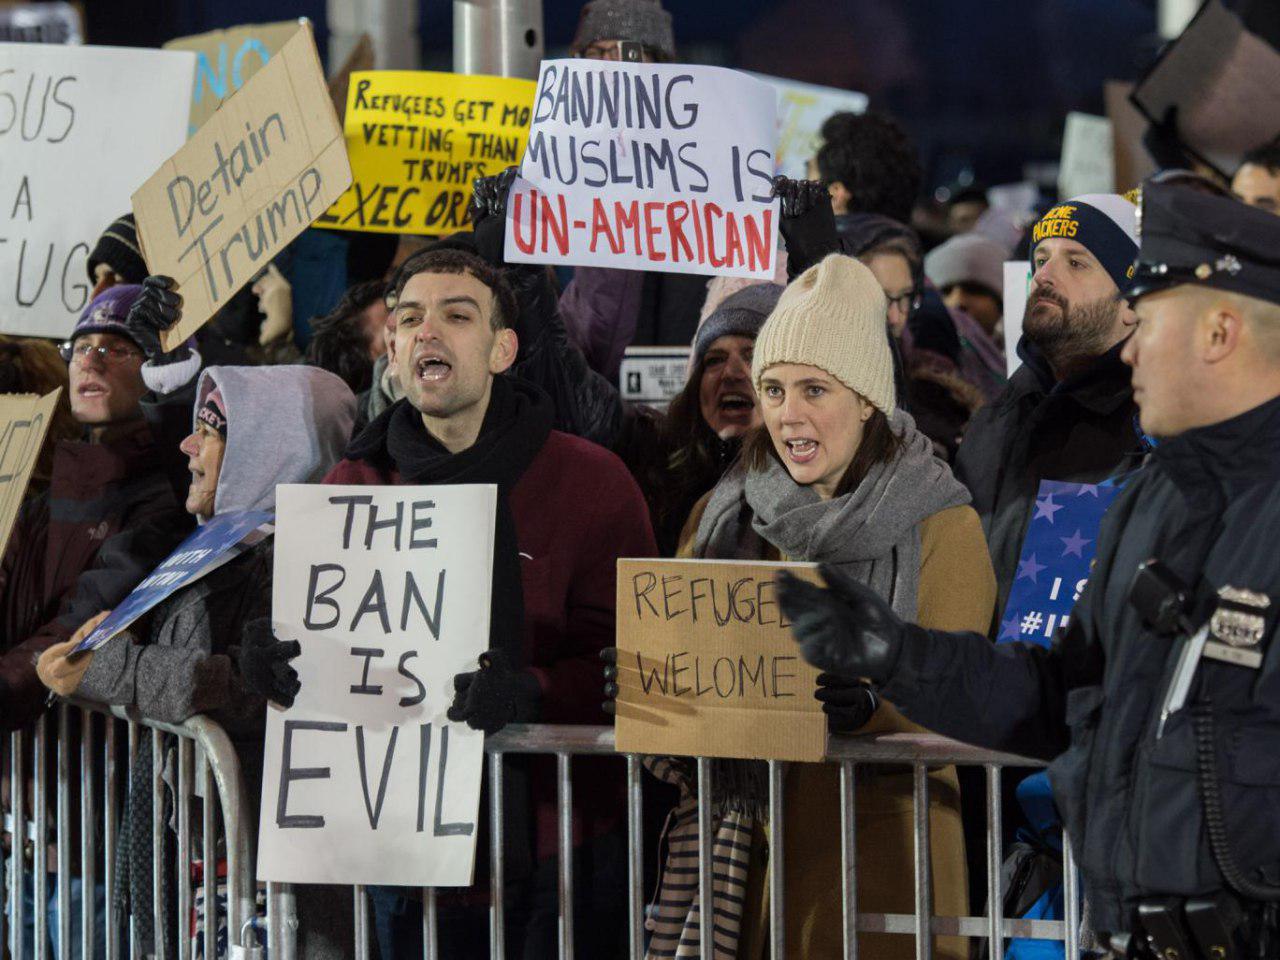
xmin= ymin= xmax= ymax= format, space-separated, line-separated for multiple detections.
xmin=469 ymin=166 xmax=520 ymax=266
xmin=778 ymin=563 xmax=907 ymax=683
xmin=601 ymin=646 xmax=619 ymax=715
xmin=233 ymin=618 xmax=301 ymax=709
xmin=816 ymin=673 xmax=880 ymax=733
xmin=125 ymin=275 xmax=191 ymax=366
xmin=772 ymin=175 xmax=840 ymax=279
xmin=447 ymin=648 xmax=541 ymax=735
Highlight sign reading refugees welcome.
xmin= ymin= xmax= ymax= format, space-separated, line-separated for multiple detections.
xmin=504 ymin=60 xmax=781 ymax=280
xmin=319 ymin=70 xmax=536 ymax=236
xmin=258 ymin=484 xmax=495 ymax=887
xmin=132 ymin=23 xmax=352 ymax=351
xmin=614 ymin=558 xmax=825 ymax=763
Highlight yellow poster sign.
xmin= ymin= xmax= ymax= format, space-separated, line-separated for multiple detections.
xmin=318 ymin=70 xmax=536 ymax=236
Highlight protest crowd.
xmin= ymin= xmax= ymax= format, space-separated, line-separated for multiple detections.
xmin=5 ymin=0 xmax=1280 ymax=958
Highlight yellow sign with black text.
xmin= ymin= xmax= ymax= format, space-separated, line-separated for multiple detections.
xmin=318 ymin=70 xmax=536 ymax=236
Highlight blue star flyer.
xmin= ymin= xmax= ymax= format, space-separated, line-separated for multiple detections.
xmin=74 ymin=510 xmax=273 ymax=653
xmin=999 ymin=480 xmax=1123 ymax=648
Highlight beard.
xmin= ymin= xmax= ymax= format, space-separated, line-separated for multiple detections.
xmin=1023 ymin=287 xmax=1121 ymax=363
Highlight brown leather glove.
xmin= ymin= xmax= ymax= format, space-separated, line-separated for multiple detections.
xmin=36 ymin=610 xmax=109 ymax=697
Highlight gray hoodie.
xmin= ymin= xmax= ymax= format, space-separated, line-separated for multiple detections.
xmin=78 ymin=365 xmax=356 ymax=725
xmin=194 ymin=365 xmax=356 ymax=516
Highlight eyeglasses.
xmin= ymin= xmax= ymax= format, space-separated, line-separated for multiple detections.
xmin=886 ymin=287 xmax=923 ymax=316
xmin=59 ymin=340 xmax=144 ymax=365
xmin=577 ymin=40 xmax=650 ymax=61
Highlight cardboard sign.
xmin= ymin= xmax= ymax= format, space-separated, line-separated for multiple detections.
xmin=0 ymin=388 xmax=60 ymax=559
xmin=1002 ymin=261 xmax=1031 ymax=378
xmin=75 ymin=510 xmax=273 ymax=653
xmin=0 ymin=43 xmax=193 ymax=339
xmin=999 ymin=480 xmax=1124 ymax=648
xmin=318 ymin=70 xmax=536 ymax=236
xmin=258 ymin=483 xmax=496 ymax=887
xmin=0 ymin=2 xmax=82 ymax=43
xmin=164 ymin=20 xmax=303 ymax=137
xmin=614 ymin=558 xmax=825 ymax=763
xmin=750 ymin=72 xmax=868 ymax=179
xmin=1106 ymin=81 xmax=1156 ymax=194
xmin=619 ymin=346 xmax=692 ymax=406
xmin=1058 ymin=112 xmax=1114 ymax=201
xmin=505 ymin=60 xmax=780 ymax=280
xmin=133 ymin=24 xmax=353 ymax=351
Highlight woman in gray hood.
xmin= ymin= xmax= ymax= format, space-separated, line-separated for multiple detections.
xmin=37 ymin=364 xmax=355 ymax=960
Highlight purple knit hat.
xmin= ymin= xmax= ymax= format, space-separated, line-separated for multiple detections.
xmin=70 ymin=285 xmax=144 ymax=348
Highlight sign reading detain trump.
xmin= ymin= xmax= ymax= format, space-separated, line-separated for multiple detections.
xmin=132 ymin=22 xmax=352 ymax=350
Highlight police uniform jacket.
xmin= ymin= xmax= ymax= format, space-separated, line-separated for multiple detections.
xmin=880 ymin=393 xmax=1280 ymax=933
xmin=953 ymin=336 xmax=1148 ymax=630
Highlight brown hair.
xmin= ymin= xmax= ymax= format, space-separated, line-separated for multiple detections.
xmin=743 ymin=404 xmax=902 ymax=497
xmin=389 ymin=247 xmax=517 ymax=331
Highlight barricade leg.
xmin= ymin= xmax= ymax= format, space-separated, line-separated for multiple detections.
xmin=489 ymin=753 xmax=505 ymax=960
xmin=626 ymin=754 xmax=643 ymax=960
xmin=986 ymin=765 xmax=1004 ymax=960
xmin=1064 ymin=832 xmax=1080 ymax=958
xmin=268 ymin=882 xmax=298 ymax=960
xmin=80 ymin=708 xmax=97 ymax=960
xmin=353 ymin=885 xmax=371 ymax=960
xmin=177 ymin=740 xmax=192 ymax=960
xmin=695 ymin=757 xmax=712 ymax=960
xmin=56 ymin=704 xmax=71 ymax=960
xmin=767 ymin=760 xmax=784 ymax=960
xmin=11 ymin=729 xmax=26 ymax=960
xmin=151 ymin=730 xmax=165 ymax=960
xmin=199 ymin=753 xmax=214 ymax=960
xmin=840 ymin=762 xmax=857 ymax=960
xmin=422 ymin=885 xmax=438 ymax=960
xmin=105 ymin=718 xmax=119 ymax=960
xmin=556 ymin=752 xmax=574 ymax=960
xmin=912 ymin=764 xmax=933 ymax=960
xmin=34 ymin=715 xmax=49 ymax=960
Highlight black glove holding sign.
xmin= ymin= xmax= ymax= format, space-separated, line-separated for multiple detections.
xmin=124 ymin=275 xmax=192 ymax=366
xmin=772 ymin=175 xmax=841 ymax=281
xmin=469 ymin=166 xmax=521 ymax=267
xmin=234 ymin=618 xmax=302 ymax=709
xmin=447 ymin=649 xmax=542 ymax=735
xmin=777 ymin=563 xmax=909 ymax=683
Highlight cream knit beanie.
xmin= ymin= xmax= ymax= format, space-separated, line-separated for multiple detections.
xmin=751 ymin=253 xmax=896 ymax=413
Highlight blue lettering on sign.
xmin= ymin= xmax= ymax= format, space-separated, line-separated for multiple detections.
xmin=189 ymin=37 xmax=276 ymax=134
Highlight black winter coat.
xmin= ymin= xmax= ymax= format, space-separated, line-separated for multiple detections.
xmin=881 ymin=394 xmax=1280 ymax=934
xmin=954 ymin=338 xmax=1148 ymax=629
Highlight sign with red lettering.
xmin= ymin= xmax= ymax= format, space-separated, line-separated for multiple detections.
xmin=504 ymin=60 xmax=780 ymax=280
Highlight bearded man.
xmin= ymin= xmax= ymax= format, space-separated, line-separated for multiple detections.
xmin=954 ymin=194 xmax=1146 ymax=622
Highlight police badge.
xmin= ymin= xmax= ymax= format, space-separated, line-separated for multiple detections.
xmin=1204 ymin=585 xmax=1270 ymax=669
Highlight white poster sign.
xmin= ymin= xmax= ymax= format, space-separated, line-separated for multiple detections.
xmin=504 ymin=60 xmax=780 ymax=280
xmin=0 ymin=43 xmax=194 ymax=338
xmin=620 ymin=345 xmax=692 ymax=406
xmin=258 ymin=483 xmax=496 ymax=887
xmin=1058 ymin=112 xmax=1114 ymax=201
xmin=750 ymin=73 xmax=867 ymax=179
xmin=1003 ymin=260 xmax=1032 ymax=378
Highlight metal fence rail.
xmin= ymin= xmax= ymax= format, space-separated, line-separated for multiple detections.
xmin=6 ymin=711 xmax=1079 ymax=960
xmin=2 ymin=701 xmax=253 ymax=960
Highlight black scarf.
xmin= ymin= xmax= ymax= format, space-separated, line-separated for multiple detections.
xmin=347 ymin=375 xmax=554 ymax=664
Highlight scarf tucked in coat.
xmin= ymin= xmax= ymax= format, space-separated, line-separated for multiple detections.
xmin=645 ymin=410 xmax=970 ymax=960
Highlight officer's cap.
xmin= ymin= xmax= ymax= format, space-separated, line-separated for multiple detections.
xmin=1127 ymin=176 xmax=1280 ymax=306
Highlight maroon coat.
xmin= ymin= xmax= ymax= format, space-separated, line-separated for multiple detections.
xmin=0 ymin=421 xmax=191 ymax=731
xmin=324 ymin=428 xmax=657 ymax=859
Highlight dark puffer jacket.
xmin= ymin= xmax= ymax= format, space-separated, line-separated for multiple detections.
xmin=953 ymin=337 xmax=1148 ymax=629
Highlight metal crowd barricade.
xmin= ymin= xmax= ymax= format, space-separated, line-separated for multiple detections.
xmin=265 ymin=724 xmax=1079 ymax=960
xmin=6 ymin=708 xmax=1079 ymax=960
xmin=2 ymin=700 xmax=253 ymax=960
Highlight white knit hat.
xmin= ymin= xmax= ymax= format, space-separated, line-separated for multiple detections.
xmin=752 ymin=254 xmax=896 ymax=414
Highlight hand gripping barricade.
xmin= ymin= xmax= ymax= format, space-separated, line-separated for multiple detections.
xmin=3 ymin=705 xmax=1082 ymax=960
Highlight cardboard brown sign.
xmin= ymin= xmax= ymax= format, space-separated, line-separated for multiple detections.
xmin=0 ymin=389 xmax=61 ymax=559
xmin=164 ymin=19 xmax=303 ymax=136
xmin=614 ymin=558 xmax=825 ymax=763
xmin=133 ymin=23 xmax=352 ymax=350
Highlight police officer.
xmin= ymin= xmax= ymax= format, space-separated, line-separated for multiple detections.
xmin=777 ymin=179 xmax=1280 ymax=958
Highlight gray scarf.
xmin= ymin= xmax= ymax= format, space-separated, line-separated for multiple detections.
xmin=693 ymin=409 xmax=970 ymax=621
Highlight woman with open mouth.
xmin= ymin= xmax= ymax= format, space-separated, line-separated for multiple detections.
xmin=643 ymin=253 xmax=997 ymax=960
xmin=621 ymin=282 xmax=784 ymax=555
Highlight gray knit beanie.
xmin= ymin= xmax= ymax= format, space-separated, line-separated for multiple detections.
xmin=691 ymin=283 xmax=783 ymax=367
xmin=571 ymin=0 xmax=676 ymax=61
